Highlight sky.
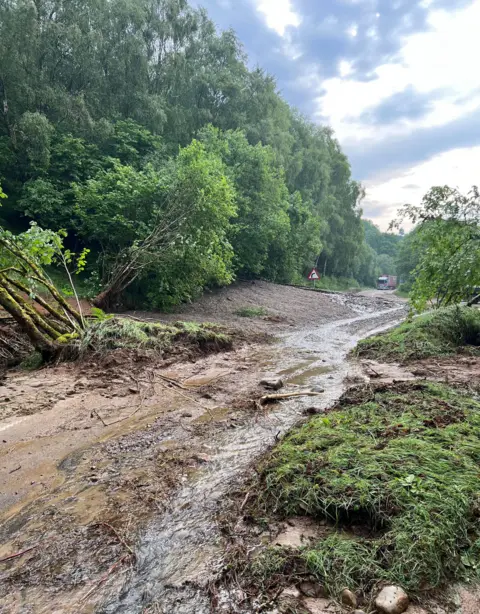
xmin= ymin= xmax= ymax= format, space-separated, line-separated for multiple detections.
xmin=193 ymin=0 xmax=480 ymax=230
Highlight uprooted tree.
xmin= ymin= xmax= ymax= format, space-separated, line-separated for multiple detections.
xmin=0 ymin=212 xmax=88 ymax=360
xmin=394 ymin=185 xmax=480 ymax=310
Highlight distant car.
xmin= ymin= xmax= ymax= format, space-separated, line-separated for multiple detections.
xmin=377 ymin=275 xmax=397 ymax=290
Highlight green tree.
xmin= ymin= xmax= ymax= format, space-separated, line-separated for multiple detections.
xmin=395 ymin=186 xmax=480 ymax=309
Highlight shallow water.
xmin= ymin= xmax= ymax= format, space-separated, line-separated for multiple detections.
xmin=100 ymin=306 xmax=405 ymax=614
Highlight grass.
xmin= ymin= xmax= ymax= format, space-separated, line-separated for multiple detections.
xmin=248 ymin=382 xmax=480 ymax=599
xmin=235 ymin=306 xmax=268 ymax=318
xmin=356 ymin=305 xmax=480 ymax=362
xmin=80 ymin=317 xmax=232 ymax=354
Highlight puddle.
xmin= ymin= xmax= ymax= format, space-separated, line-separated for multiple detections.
xmin=277 ymin=359 xmax=316 ymax=376
xmin=183 ymin=369 xmax=231 ymax=388
xmin=193 ymin=406 xmax=230 ymax=424
xmin=287 ymin=365 xmax=333 ymax=385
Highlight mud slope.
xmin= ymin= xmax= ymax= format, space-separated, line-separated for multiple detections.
xmin=128 ymin=280 xmax=404 ymax=333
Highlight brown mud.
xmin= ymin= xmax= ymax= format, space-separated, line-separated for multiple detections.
xmin=0 ymin=284 xmax=407 ymax=613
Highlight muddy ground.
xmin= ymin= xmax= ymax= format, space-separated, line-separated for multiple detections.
xmin=0 ymin=284 xmax=409 ymax=613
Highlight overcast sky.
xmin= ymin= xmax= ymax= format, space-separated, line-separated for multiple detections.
xmin=194 ymin=0 xmax=480 ymax=229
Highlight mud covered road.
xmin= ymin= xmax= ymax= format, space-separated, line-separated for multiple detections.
xmin=0 ymin=284 xmax=406 ymax=614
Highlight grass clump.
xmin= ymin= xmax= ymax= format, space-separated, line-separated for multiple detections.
xmin=356 ymin=305 xmax=480 ymax=362
xmin=81 ymin=317 xmax=232 ymax=354
xmin=255 ymin=382 xmax=480 ymax=597
xmin=235 ymin=306 xmax=267 ymax=318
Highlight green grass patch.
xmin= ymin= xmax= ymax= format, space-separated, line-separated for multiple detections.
xmin=252 ymin=382 xmax=480 ymax=598
xmin=81 ymin=317 xmax=232 ymax=354
xmin=316 ymin=275 xmax=362 ymax=292
xmin=356 ymin=305 xmax=480 ymax=362
xmin=235 ymin=306 xmax=268 ymax=318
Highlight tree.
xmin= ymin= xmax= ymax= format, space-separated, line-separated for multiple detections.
xmin=0 ymin=221 xmax=87 ymax=360
xmin=72 ymin=140 xmax=236 ymax=309
xmin=394 ymin=186 xmax=480 ymax=310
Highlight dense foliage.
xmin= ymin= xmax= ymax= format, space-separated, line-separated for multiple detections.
xmin=362 ymin=219 xmax=403 ymax=282
xmin=395 ymin=186 xmax=480 ymax=309
xmin=0 ymin=0 xmax=389 ymax=307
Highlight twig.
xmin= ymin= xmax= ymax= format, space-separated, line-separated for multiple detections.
xmin=97 ymin=522 xmax=134 ymax=556
xmin=0 ymin=544 xmax=38 ymax=563
xmin=101 ymin=395 xmax=147 ymax=426
xmin=156 ymin=378 xmax=215 ymax=417
xmin=8 ymin=465 xmax=21 ymax=474
xmin=240 ymin=491 xmax=250 ymax=511
xmin=80 ymin=554 xmax=131 ymax=603
xmin=92 ymin=408 xmax=108 ymax=427
xmin=259 ymin=391 xmax=324 ymax=406
xmin=157 ymin=373 xmax=191 ymax=390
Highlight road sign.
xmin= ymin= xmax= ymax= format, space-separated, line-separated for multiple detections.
xmin=308 ymin=268 xmax=320 ymax=281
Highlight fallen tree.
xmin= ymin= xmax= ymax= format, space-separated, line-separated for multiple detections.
xmin=0 ymin=222 xmax=87 ymax=360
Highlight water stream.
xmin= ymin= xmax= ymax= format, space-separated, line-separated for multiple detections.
xmin=101 ymin=306 xmax=405 ymax=614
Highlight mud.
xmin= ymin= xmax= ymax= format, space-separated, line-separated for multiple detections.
xmin=0 ymin=287 xmax=406 ymax=614
xmin=98 ymin=306 xmax=406 ymax=614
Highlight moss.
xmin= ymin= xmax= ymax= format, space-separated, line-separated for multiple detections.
xmin=56 ymin=332 xmax=80 ymax=344
xmin=81 ymin=317 xmax=232 ymax=354
xmin=251 ymin=382 xmax=480 ymax=597
xmin=235 ymin=306 xmax=268 ymax=318
xmin=356 ymin=305 xmax=480 ymax=362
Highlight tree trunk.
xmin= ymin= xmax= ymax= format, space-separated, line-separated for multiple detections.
xmin=0 ymin=285 xmax=58 ymax=360
xmin=7 ymin=276 xmax=72 ymax=331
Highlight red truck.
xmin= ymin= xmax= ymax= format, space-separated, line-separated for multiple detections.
xmin=377 ymin=275 xmax=397 ymax=290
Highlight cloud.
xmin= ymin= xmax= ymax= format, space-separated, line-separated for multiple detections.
xmin=254 ymin=0 xmax=301 ymax=36
xmin=363 ymin=145 xmax=480 ymax=230
xmin=313 ymin=1 xmax=480 ymax=145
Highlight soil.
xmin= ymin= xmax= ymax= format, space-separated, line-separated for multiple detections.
xmin=4 ymin=283 xmax=472 ymax=614
xmin=127 ymin=280 xmax=403 ymax=333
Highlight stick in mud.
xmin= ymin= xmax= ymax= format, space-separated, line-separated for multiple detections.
xmin=259 ymin=390 xmax=324 ymax=406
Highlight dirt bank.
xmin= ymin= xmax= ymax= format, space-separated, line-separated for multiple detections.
xmin=0 ymin=285 xmax=405 ymax=614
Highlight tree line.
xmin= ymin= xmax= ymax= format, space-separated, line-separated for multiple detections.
xmin=0 ymin=0 xmax=392 ymax=308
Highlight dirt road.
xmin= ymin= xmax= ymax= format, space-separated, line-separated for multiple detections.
xmin=0 ymin=284 xmax=406 ymax=614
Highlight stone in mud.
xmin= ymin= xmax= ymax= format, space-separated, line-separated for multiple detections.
xmin=299 ymin=581 xmax=325 ymax=598
xmin=375 ymin=586 xmax=409 ymax=614
xmin=280 ymin=586 xmax=301 ymax=600
xmin=341 ymin=588 xmax=357 ymax=608
xmin=260 ymin=378 xmax=284 ymax=391
xmin=303 ymin=597 xmax=336 ymax=613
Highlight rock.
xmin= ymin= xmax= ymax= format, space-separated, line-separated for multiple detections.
xmin=341 ymin=588 xmax=357 ymax=608
xmin=303 ymin=598 xmax=336 ymax=614
xmin=311 ymin=385 xmax=325 ymax=393
xmin=304 ymin=407 xmax=321 ymax=415
xmin=299 ymin=582 xmax=325 ymax=598
xmin=260 ymin=378 xmax=284 ymax=391
xmin=375 ymin=586 xmax=409 ymax=614
xmin=280 ymin=586 xmax=300 ymax=600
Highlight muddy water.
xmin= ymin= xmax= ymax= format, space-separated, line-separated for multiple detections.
xmin=101 ymin=307 xmax=405 ymax=614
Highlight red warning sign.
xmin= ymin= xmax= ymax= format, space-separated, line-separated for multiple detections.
xmin=308 ymin=268 xmax=320 ymax=281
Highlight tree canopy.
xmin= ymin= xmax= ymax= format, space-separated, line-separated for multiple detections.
xmin=395 ymin=186 xmax=480 ymax=310
xmin=0 ymin=0 xmax=383 ymax=307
